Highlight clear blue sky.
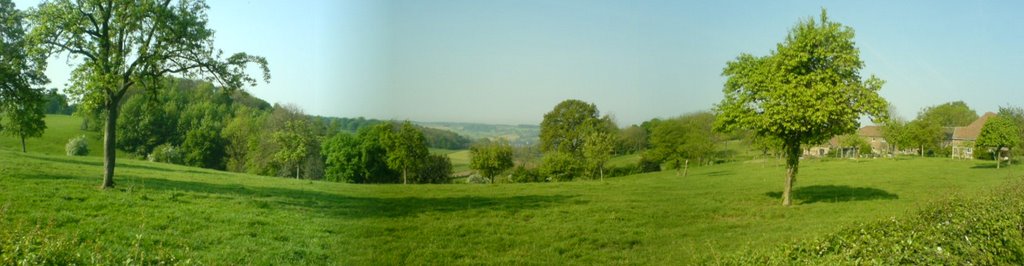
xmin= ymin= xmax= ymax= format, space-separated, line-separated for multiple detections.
xmin=17 ymin=0 xmax=1024 ymax=126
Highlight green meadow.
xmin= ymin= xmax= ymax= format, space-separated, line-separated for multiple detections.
xmin=1 ymin=118 xmax=1017 ymax=264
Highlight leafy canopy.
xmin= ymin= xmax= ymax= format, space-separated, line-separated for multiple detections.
xmin=715 ymin=9 xmax=887 ymax=147
xmin=976 ymin=116 xmax=1020 ymax=151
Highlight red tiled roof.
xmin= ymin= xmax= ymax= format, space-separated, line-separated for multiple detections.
xmin=952 ymin=112 xmax=996 ymax=140
xmin=857 ymin=126 xmax=883 ymax=138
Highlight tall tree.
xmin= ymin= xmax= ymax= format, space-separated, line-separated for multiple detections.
xmin=975 ymin=116 xmax=1019 ymax=169
xmin=0 ymin=0 xmax=48 ymax=152
xmin=469 ymin=139 xmax=514 ymax=182
xmin=385 ymin=121 xmax=428 ymax=184
xmin=715 ymin=9 xmax=888 ymax=206
xmin=918 ymin=101 xmax=978 ymax=127
xmin=905 ymin=118 xmax=943 ymax=157
xmin=880 ymin=117 xmax=908 ymax=158
xmin=540 ymin=99 xmax=603 ymax=153
xmin=28 ymin=0 xmax=270 ymax=188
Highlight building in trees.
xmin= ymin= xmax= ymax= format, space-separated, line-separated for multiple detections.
xmin=950 ymin=112 xmax=996 ymax=160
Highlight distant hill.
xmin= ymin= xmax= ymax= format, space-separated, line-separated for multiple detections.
xmin=415 ymin=122 xmax=540 ymax=147
xmin=318 ymin=117 xmax=474 ymax=150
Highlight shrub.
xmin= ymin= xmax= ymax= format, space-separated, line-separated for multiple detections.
xmin=509 ymin=165 xmax=543 ymax=183
xmin=466 ymin=174 xmax=490 ymax=184
xmin=148 ymin=144 xmax=183 ymax=164
xmin=731 ymin=179 xmax=1024 ymax=265
xmin=539 ymin=151 xmax=583 ymax=182
xmin=65 ymin=135 xmax=89 ymax=156
xmin=637 ymin=156 xmax=662 ymax=173
xmin=414 ymin=154 xmax=453 ymax=184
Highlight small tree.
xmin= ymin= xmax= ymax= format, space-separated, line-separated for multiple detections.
xmin=273 ymin=119 xmax=312 ymax=178
xmin=715 ymin=9 xmax=888 ymax=206
xmin=583 ymin=130 xmax=614 ymax=180
xmin=881 ymin=117 xmax=908 ymax=158
xmin=975 ymin=116 xmax=1020 ymax=169
xmin=469 ymin=140 xmax=514 ymax=182
xmin=905 ymin=118 xmax=943 ymax=156
xmin=2 ymin=88 xmax=47 ymax=153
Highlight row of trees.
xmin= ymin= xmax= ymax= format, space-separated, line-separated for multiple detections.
xmin=322 ymin=122 xmax=451 ymax=184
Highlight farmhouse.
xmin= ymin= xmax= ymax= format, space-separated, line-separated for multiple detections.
xmin=949 ymin=112 xmax=996 ymax=159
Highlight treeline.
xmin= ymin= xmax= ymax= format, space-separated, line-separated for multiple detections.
xmin=464 ymin=99 xmax=723 ymax=183
xmin=67 ymin=78 xmax=466 ymax=182
xmin=319 ymin=117 xmax=472 ymax=150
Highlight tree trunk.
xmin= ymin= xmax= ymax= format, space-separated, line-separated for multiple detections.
xmin=997 ymin=146 xmax=1002 ymax=169
xmin=683 ymin=159 xmax=689 ymax=177
xmin=782 ymin=143 xmax=800 ymax=206
xmin=403 ymin=167 xmax=408 ymax=184
xmin=296 ymin=166 xmax=300 ymax=179
xmin=599 ymin=166 xmax=604 ymax=181
xmin=20 ymin=135 xmax=26 ymax=153
xmin=102 ymin=102 xmax=119 ymax=189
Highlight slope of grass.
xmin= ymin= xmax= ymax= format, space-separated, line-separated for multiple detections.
xmin=0 ymin=144 xmax=1017 ymax=264
xmin=0 ymin=115 xmax=104 ymax=157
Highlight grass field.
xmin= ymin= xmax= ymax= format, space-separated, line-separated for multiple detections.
xmin=1 ymin=145 xmax=1017 ymax=264
xmin=2 ymin=115 xmax=1020 ymax=264
xmin=0 ymin=115 xmax=104 ymax=157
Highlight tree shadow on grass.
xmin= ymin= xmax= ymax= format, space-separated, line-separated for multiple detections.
xmin=131 ymin=177 xmax=582 ymax=219
xmin=20 ymin=153 xmax=213 ymax=175
xmin=765 ymin=185 xmax=898 ymax=205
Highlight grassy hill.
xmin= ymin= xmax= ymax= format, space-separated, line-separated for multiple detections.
xmin=1 ymin=139 xmax=1017 ymax=264
xmin=0 ymin=115 xmax=104 ymax=157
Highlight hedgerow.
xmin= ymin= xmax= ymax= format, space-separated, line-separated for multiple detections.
xmin=728 ymin=178 xmax=1024 ymax=265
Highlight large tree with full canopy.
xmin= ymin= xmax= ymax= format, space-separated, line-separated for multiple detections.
xmin=715 ymin=9 xmax=888 ymax=206
xmin=27 ymin=0 xmax=270 ymax=188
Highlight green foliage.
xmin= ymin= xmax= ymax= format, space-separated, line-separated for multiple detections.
xmin=42 ymin=88 xmax=74 ymax=115
xmin=540 ymin=151 xmax=583 ymax=182
xmin=648 ymin=112 xmax=719 ymax=167
xmin=738 ymin=179 xmax=1024 ymax=265
xmin=918 ymin=101 xmax=978 ymax=127
xmin=415 ymin=154 xmax=453 ymax=184
xmin=321 ymin=132 xmax=362 ymax=182
xmin=508 ymin=165 xmax=543 ymax=183
xmin=540 ymin=99 xmax=611 ymax=153
xmin=64 ymin=135 xmax=88 ymax=156
xmin=583 ymin=129 xmax=615 ymax=179
xmin=322 ymin=122 xmax=448 ymax=184
xmin=148 ymin=143 xmax=182 ymax=165
xmin=272 ymin=119 xmax=314 ymax=178
xmin=615 ymin=125 xmax=648 ymax=155
xmin=28 ymin=0 xmax=270 ymax=187
xmin=905 ymin=118 xmax=944 ymax=156
xmin=881 ymin=116 xmax=908 ymax=155
xmin=715 ymin=9 xmax=887 ymax=205
xmin=997 ymin=106 xmax=1024 ymax=156
xmin=470 ymin=140 xmax=514 ymax=181
xmin=1 ymin=87 xmax=46 ymax=152
xmin=975 ymin=115 xmax=1019 ymax=168
xmin=385 ymin=121 xmax=430 ymax=184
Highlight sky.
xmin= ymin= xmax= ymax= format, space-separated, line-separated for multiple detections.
xmin=14 ymin=0 xmax=1024 ymax=126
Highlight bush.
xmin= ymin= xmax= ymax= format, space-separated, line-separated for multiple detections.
xmin=65 ymin=135 xmax=89 ymax=156
xmin=148 ymin=144 xmax=183 ymax=164
xmin=732 ymin=179 xmax=1024 ymax=265
xmin=509 ymin=165 xmax=543 ymax=183
xmin=466 ymin=174 xmax=490 ymax=184
xmin=637 ymin=156 xmax=662 ymax=173
xmin=540 ymin=151 xmax=583 ymax=182
xmin=414 ymin=154 xmax=453 ymax=184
